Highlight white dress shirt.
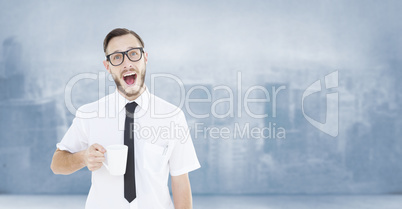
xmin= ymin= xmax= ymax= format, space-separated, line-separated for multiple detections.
xmin=57 ymin=86 xmax=201 ymax=209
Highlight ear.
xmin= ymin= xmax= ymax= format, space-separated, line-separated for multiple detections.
xmin=103 ymin=60 xmax=111 ymax=73
xmin=144 ymin=52 xmax=148 ymax=64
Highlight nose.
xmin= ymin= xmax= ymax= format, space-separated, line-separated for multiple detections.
xmin=122 ymin=53 xmax=133 ymax=69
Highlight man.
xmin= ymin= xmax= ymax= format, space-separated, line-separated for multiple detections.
xmin=51 ymin=28 xmax=200 ymax=209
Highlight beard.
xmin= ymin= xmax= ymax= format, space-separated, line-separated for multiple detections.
xmin=112 ymin=68 xmax=146 ymax=98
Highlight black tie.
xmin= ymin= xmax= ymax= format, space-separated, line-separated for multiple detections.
xmin=124 ymin=102 xmax=137 ymax=203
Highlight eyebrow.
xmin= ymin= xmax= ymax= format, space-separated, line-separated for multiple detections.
xmin=110 ymin=47 xmax=142 ymax=54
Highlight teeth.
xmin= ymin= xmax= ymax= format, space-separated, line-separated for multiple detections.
xmin=124 ymin=72 xmax=136 ymax=77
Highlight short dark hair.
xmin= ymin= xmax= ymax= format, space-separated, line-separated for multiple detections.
xmin=103 ymin=28 xmax=145 ymax=53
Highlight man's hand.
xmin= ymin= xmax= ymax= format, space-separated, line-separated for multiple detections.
xmin=83 ymin=143 xmax=106 ymax=171
xmin=51 ymin=144 xmax=107 ymax=175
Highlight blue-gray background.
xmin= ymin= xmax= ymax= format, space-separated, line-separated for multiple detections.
xmin=0 ymin=0 xmax=401 ymax=195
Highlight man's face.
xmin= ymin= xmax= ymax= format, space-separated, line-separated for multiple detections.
xmin=103 ymin=34 xmax=148 ymax=100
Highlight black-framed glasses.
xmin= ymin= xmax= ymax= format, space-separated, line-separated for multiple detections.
xmin=106 ymin=47 xmax=144 ymax=66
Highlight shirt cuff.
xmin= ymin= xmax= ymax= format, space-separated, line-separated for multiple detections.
xmin=170 ymin=163 xmax=201 ymax=176
xmin=56 ymin=143 xmax=75 ymax=153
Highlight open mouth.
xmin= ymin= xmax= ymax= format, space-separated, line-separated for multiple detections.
xmin=123 ymin=72 xmax=137 ymax=86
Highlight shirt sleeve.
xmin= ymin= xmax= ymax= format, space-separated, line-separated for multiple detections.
xmin=56 ymin=112 xmax=89 ymax=153
xmin=169 ymin=111 xmax=201 ymax=176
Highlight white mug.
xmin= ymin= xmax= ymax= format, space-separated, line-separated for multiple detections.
xmin=102 ymin=144 xmax=128 ymax=175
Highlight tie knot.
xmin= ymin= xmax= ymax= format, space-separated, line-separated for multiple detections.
xmin=125 ymin=102 xmax=138 ymax=114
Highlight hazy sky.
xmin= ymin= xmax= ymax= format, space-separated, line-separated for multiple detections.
xmin=1 ymin=0 xmax=400 ymax=77
xmin=0 ymin=0 xmax=401 ymax=100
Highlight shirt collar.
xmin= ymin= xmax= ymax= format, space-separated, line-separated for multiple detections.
xmin=116 ymin=86 xmax=150 ymax=113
